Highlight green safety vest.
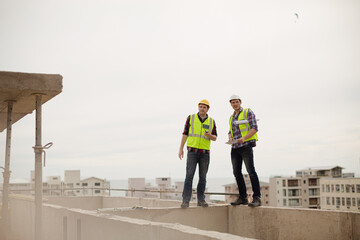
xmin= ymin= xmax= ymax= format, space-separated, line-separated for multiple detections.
xmin=229 ymin=108 xmax=258 ymax=142
xmin=187 ymin=114 xmax=214 ymax=150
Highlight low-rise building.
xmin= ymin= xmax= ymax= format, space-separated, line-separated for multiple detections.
xmin=320 ymin=177 xmax=360 ymax=211
xmin=269 ymin=166 xmax=359 ymax=211
xmin=223 ymin=174 xmax=270 ymax=205
xmin=1 ymin=170 xmax=109 ymax=197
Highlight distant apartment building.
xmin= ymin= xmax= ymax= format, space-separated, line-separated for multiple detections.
xmin=127 ymin=178 xmax=146 ymax=198
xmin=269 ymin=166 xmax=346 ymax=209
xmin=223 ymin=174 xmax=270 ymax=205
xmin=3 ymin=170 xmax=109 ymax=197
xmin=320 ymin=177 xmax=360 ymax=211
xmin=45 ymin=175 xmax=62 ymax=196
xmin=80 ymin=177 xmax=109 ymax=196
xmin=126 ymin=177 xmax=209 ymax=202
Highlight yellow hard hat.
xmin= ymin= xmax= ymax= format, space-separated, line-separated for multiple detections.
xmin=198 ymin=99 xmax=210 ymax=108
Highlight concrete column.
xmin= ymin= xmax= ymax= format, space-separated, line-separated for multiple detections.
xmin=1 ymin=100 xmax=15 ymax=239
xmin=34 ymin=94 xmax=43 ymax=240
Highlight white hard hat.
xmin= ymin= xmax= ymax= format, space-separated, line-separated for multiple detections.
xmin=229 ymin=94 xmax=241 ymax=102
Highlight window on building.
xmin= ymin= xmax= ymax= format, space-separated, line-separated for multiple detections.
xmin=288 ymin=199 xmax=300 ymax=206
xmin=341 ymin=184 xmax=344 ymax=192
xmin=346 ymin=185 xmax=350 ymax=193
xmin=357 ymin=185 xmax=360 ymax=193
xmin=331 ymin=184 xmax=334 ymax=192
xmin=351 ymin=185 xmax=355 ymax=193
xmin=335 ymin=184 xmax=340 ymax=192
xmin=82 ymin=183 xmax=88 ymax=187
xmin=288 ymin=180 xmax=299 ymax=187
xmin=326 ymin=185 xmax=330 ymax=192
xmin=309 ymin=189 xmax=317 ymax=196
xmin=332 ymin=197 xmax=335 ymax=205
xmin=327 ymin=197 xmax=330 ymax=205
xmin=357 ymin=198 xmax=360 ymax=208
xmin=95 ymin=190 xmax=101 ymax=194
xmin=303 ymin=180 xmax=306 ymax=184
xmin=309 ymin=179 xmax=317 ymax=186
xmin=282 ymin=180 xmax=286 ymax=187
xmin=352 ymin=198 xmax=356 ymax=207
xmin=309 ymin=198 xmax=318 ymax=205
xmin=336 ymin=197 xmax=340 ymax=207
xmin=283 ymin=190 xmax=286 ymax=196
xmin=283 ymin=199 xmax=287 ymax=206
xmin=342 ymin=197 xmax=345 ymax=206
xmin=95 ymin=182 xmax=101 ymax=186
xmin=76 ymin=183 xmax=80 ymax=186
xmin=288 ymin=189 xmax=300 ymax=197
xmin=346 ymin=198 xmax=351 ymax=206
xmin=321 ymin=184 xmax=324 ymax=192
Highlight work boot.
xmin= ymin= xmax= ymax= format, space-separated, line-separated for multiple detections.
xmin=181 ymin=202 xmax=189 ymax=209
xmin=231 ymin=197 xmax=248 ymax=206
xmin=248 ymin=196 xmax=261 ymax=207
xmin=197 ymin=200 xmax=208 ymax=207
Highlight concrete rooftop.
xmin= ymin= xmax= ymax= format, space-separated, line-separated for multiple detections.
xmin=0 ymin=71 xmax=63 ymax=132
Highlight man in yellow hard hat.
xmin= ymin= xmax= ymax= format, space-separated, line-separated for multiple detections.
xmin=178 ymin=99 xmax=217 ymax=208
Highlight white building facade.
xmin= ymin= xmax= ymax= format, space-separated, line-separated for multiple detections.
xmin=320 ymin=177 xmax=360 ymax=211
xmin=269 ymin=166 xmax=353 ymax=209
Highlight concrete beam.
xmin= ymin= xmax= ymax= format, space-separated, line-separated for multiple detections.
xmin=0 ymin=71 xmax=63 ymax=132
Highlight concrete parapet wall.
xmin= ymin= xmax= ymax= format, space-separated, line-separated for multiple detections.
xmin=105 ymin=205 xmax=228 ymax=233
xmin=9 ymin=195 xmax=360 ymax=240
xmin=228 ymin=205 xmax=360 ymax=240
xmin=102 ymin=196 xmax=185 ymax=208
xmin=47 ymin=196 xmax=184 ymax=210
xmin=47 ymin=196 xmax=103 ymax=210
xmin=9 ymin=196 xmax=35 ymax=240
xmin=9 ymin=196 xmax=252 ymax=240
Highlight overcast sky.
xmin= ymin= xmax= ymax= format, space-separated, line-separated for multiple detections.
xmin=0 ymin=0 xmax=359 ymax=182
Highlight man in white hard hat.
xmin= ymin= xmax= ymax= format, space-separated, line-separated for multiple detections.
xmin=178 ymin=99 xmax=217 ymax=208
xmin=228 ymin=95 xmax=261 ymax=207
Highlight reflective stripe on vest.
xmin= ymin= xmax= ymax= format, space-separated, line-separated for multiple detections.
xmin=229 ymin=108 xmax=258 ymax=142
xmin=187 ymin=114 xmax=214 ymax=150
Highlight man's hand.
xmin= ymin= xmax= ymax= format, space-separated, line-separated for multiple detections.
xmin=237 ymin=138 xmax=245 ymax=144
xmin=178 ymin=149 xmax=184 ymax=160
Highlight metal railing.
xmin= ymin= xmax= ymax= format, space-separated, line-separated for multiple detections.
xmin=0 ymin=187 xmax=238 ymax=200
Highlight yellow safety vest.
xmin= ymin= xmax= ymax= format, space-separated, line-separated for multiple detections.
xmin=187 ymin=114 xmax=214 ymax=150
xmin=229 ymin=108 xmax=258 ymax=142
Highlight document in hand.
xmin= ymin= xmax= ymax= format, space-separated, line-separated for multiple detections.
xmin=225 ymin=139 xmax=238 ymax=145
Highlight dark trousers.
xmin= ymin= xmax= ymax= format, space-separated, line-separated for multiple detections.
xmin=182 ymin=151 xmax=210 ymax=202
xmin=231 ymin=145 xmax=261 ymax=199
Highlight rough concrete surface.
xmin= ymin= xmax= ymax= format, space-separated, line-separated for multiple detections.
xmin=0 ymin=71 xmax=63 ymax=132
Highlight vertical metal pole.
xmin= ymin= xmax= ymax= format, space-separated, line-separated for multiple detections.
xmin=34 ymin=94 xmax=43 ymax=240
xmin=1 ymin=100 xmax=15 ymax=239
